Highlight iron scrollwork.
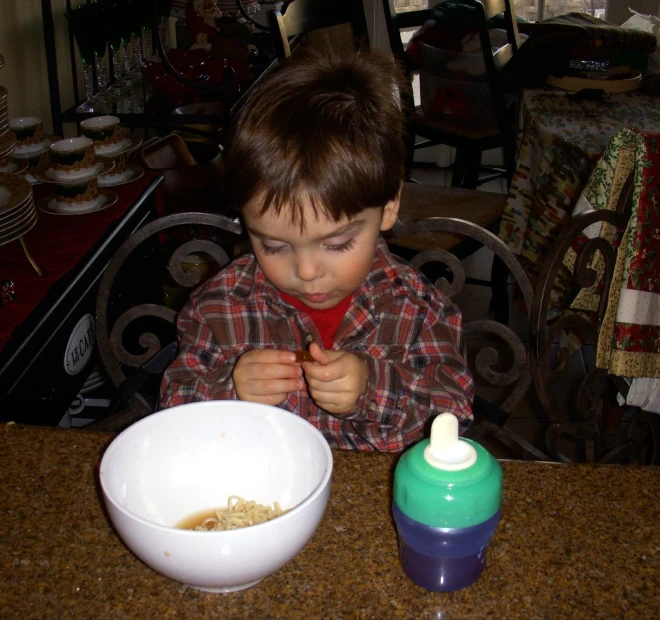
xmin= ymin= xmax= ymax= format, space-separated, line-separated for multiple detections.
xmin=530 ymin=200 xmax=660 ymax=464
xmin=96 ymin=211 xmax=242 ymax=416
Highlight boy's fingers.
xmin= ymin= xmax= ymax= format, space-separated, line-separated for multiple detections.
xmin=243 ymin=349 xmax=297 ymax=364
xmin=250 ymin=378 xmax=305 ymax=396
xmin=256 ymin=363 xmax=303 ymax=380
xmin=303 ymin=361 xmax=341 ymax=382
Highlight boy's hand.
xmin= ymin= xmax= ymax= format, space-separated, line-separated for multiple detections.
xmin=302 ymin=342 xmax=368 ymax=414
xmin=233 ymin=349 xmax=304 ymax=406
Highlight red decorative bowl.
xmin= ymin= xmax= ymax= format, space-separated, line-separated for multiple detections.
xmin=142 ymin=50 xmax=250 ymax=105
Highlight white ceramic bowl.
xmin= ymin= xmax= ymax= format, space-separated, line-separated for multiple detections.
xmin=99 ymin=401 xmax=333 ymax=593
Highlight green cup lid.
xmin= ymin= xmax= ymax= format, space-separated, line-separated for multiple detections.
xmin=393 ymin=413 xmax=502 ymax=528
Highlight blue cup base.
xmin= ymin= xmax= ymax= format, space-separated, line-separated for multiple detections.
xmin=399 ymin=542 xmax=487 ymax=592
xmin=392 ymin=505 xmax=500 ymax=592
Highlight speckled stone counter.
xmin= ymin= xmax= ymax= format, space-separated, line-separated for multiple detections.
xmin=1 ymin=424 xmax=659 ymax=618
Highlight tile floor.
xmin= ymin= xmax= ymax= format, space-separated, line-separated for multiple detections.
xmin=403 ymin=161 xmax=569 ymax=461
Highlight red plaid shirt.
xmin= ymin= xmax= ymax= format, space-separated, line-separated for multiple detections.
xmin=160 ymin=238 xmax=474 ymax=451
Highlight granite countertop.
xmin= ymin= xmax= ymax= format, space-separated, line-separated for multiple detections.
xmin=1 ymin=423 xmax=659 ymax=618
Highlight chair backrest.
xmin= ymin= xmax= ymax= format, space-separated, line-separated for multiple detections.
xmin=380 ymin=0 xmax=521 ymax=186
xmin=95 ymin=211 xmax=243 ymax=421
xmin=268 ymin=0 xmax=369 ymax=60
xmin=388 ymin=216 xmax=548 ymax=460
xmin=381 ymin=0 xmax=519 ymax=73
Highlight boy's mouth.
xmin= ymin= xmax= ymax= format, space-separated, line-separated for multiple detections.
xmin=302 ymin=292 xmax=331 ymax=304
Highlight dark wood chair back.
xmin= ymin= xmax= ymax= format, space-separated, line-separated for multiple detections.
xmin=381 ymin=0 xmax=521 ymax=188
xmin=389 ymin=216 xmax=549 ymax=460
xmin=268 ymin=0 xmax=369 ymax=60
xmin=529 ymin=173 xmax=660 ymax=464
xmin=91 ymin=211 xmax=242 ymax=430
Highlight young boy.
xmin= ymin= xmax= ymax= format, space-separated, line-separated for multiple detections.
xmin=160 ymin=47 xmax=474 ymax=451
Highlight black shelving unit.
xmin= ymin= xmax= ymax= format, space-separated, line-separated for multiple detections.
xmin=40 ymin=0 xmax=279 ymax=139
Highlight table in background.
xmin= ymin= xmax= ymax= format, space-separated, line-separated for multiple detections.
xmin=0 ymin=174 xmax=162 ymax=426
xmin=499 ymin=88 xmax=660 ymax=282
xmin=2 ymin=423 xmax=659 ymax=618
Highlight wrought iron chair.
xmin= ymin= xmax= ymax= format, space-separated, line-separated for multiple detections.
xmin=529 ymin=172 xmax=660 ymax=464
xmin=90 ymin=211 xmax=242 ymax=431
xmin=381 ymin=0 xmax=520 ymax=188
xmin=389 ymin=216 xmax=550 ymax=460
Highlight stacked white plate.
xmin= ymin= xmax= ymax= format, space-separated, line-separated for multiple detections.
xmin=0 ymin=171 xmax=37 ymax=247
xmin=0 ymin=84 xmax=16 ymax=161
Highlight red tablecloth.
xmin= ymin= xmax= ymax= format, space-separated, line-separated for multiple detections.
xmin=0 ymin=173 xmax=162 ymax=350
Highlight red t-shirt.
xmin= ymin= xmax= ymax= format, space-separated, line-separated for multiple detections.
xmin=280 ymin=292 xmax=352 ymax=349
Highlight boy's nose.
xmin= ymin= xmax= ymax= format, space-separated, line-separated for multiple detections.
xmin=295 ymin=253 xmax=322 ymax=282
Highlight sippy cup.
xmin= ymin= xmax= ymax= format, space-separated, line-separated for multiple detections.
xmin=392 ymin=412 xmax=502 ymax=592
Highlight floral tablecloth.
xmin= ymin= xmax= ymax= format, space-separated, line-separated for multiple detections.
xmin=498 ymin=88 xmax=660 ymax=283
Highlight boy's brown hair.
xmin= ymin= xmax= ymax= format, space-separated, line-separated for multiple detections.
xmin=223 ymin=46 xmax=409 ymax=226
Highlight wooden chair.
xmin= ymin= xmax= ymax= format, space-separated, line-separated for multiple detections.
xmin=388 ymin=216 xmax=550 ymax=460
xmin=529 ymin=173 xmax=660 ymax=464
xmin=89 ymin=211 xmax=243 ymax=432
xmin=390 ymin=183 xmax=505 ymax=252
xmin=381 ymin=0 xmax=520 ymax=188
xmin=267 ymin=0 xmax=369 ymax=60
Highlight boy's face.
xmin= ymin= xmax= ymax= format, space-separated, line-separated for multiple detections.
xmin=242 ymin=194 xmax=400 ymax=309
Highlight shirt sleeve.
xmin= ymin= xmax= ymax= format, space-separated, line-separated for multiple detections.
xmin=340 ymin=298 xmax=474 ymax=452
xmin=159 ymin=293 xmax=237 ymax=409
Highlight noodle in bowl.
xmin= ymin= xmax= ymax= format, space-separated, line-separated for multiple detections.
xmin=99 ymin=401 xmax=333 ymax=593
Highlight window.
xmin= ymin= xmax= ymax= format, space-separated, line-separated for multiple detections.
xmin=514 ymin=1 xmax=607 ymax=22
xmin=392 ymin=1 xmax=608 ymax=22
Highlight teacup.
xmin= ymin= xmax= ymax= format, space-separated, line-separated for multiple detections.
xmin=48 ymin=137 xmax=97 ymax=181
xmin=9 ymin=117 xmax=45 ymax=153
xmin=80 ymin=115 xmax=123 ymax=154
xmin=109 ymin=152 xmax=129 ymax=176
xmin=99 ymin=152 xmax=129 ymax=185
xmin=52 ymin=177 xmax=100 ymax=211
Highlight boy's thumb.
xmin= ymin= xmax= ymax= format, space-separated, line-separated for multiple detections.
xmin=308 ymin=341 xmax=328 ymax=365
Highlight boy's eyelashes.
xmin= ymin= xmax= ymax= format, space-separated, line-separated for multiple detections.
xmin=328 ymin=238 xmax=356 ymax=253
xmin=259 ymin=242 xmax=286 ymax=256
xmin=258 ymin=237 xmax=356 ymax=255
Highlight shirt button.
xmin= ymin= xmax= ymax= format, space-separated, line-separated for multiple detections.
xmin=305 ymin=333 xmax=314 ymax=344
xmin=369 ymin=401 xmax=377 ymax=411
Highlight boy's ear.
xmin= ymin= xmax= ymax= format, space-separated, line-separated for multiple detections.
xmin=380 ymin=184 xmax=402 ymax=232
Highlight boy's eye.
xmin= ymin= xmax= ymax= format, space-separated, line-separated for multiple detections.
xmin=326 ymin=238 xmax=356 ymax=253
xmin=259 ymin=242 xmax=286 ymax=255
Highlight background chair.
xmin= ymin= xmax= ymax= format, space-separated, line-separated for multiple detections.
xmin=388 ymin=216 xmax=550 ymax=460
xmin=381 ymin=0 xmax=520 ymax=188
xmin=90 ymin=211 xmax=243 ymax=432
xmin=267 ymin=0 xmax=369 ymax=60
xmin=386 ymin=183 xmax=506 ymax=284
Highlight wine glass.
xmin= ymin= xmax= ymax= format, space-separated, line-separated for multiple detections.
xmin=128 ymin=0 xmax=151 ymax=71
xmin=100 ymin=1 xmax=131 ymax=95
xmin=89 ymin=2 xmax=115 ymax=104
xmin=157 ymin=0 xmax=173 ymax=55
xmin=66 ymin=3 xmax=104 ymax=112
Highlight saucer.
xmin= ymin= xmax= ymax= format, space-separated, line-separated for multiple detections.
xmin=0 ymin=207 xmax=38 ymax=246
xmin=33 ymin=156 xmax=115 ymax=184
xmin=0 ymin=158 xmax=29 ymax=175
xmin=12 ymin=135 xmax=58 ymax=157
xmin=0 ymin=172 xmax=33 ymax=214
xmin=39 ymin=188 xmax=119 ymax=215
xmin=94 ymin=134 xmax=143 ymax=156
xmin=24 ymin=170 xmax=43 ymax=185
xmin=0 ymin=130 xmax=16 ymax=159
xmin=98 ymin=164 xmax=145 ymax=187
